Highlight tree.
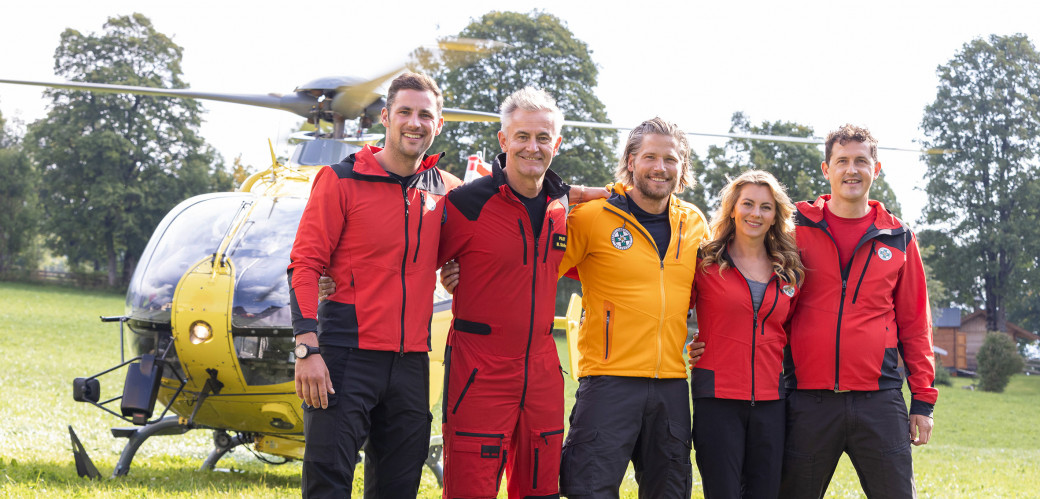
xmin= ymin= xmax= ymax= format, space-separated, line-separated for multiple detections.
xmin=976 ymin=332 xmax=1025 ymax=392
xmin=0 ymin=110 xmax=41 ymax=274
xmin=689 ymin=112 xmax=902 ymax=216
xmin=24 ymin=14 xmax=232 ymax=287
xmin=414 ymin=11 xmax=618 ymax=186
xmin=919 ymin=34 xmax=1040 ymax=333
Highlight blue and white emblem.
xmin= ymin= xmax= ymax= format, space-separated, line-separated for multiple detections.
xmin=877 ymin=247 xmax=893 ymax=261
xmin=425 ymin=195 xmax=437 ymax=211
xmin=610 ymin=227 xmax=633 ymax=250
xmin=782 ymin=284 xmax=796 ymax=297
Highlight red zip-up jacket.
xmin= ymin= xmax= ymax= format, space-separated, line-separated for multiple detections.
xmin=437 ymin=153 xmax=569 ymax=362
xmin=288 ymin=145 xmax=461 ymax=352
xmin=785 ymin=196 xmax=937 ymax=416
xmin=690 ymin=251 xmax=799 ymax=403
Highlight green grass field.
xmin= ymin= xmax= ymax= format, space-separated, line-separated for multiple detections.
xmin=2 ymin=281 xmax=1038 ymax=498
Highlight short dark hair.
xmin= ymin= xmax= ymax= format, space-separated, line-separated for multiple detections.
xmin=385 ymin=72 xmax=443 ymax=114
xmin=825 ymin=124 xmax=878 ymax=164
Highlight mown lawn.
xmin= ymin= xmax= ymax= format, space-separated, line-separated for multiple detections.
xmin=1 ymin=281 xmax=1038 ymax=498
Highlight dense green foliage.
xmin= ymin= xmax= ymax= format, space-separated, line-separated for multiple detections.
xmin=3 ymin=282 xmax=1040 ymax=497
xmin=414 ymin=11 xmax=617 ymax=186
xmin=688 ymin=112 xmax=901 ymax=216
xmin=0 ymin=111 xmax=41 ymax=273
xmin=976 ymin=332 xmax=1026 ymax=392
xmin=919 ymin=34 xmax=1040 ymax=333
xmin=23 ymin=14 xmax=233 ymax=287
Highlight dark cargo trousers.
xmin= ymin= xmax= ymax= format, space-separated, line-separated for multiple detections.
xmin=779 ymin=389 xmax=917 ymax=499
xmin=692 ymin=397 xmax=785 ymax=499
xmin=302 ymin=347 xmax=431 ymax=499
xmin=560 ymin=376 xmax=693 ymax=499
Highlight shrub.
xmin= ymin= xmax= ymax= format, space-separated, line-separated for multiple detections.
xmin=934 ymin=354 xmax=953 ymax=386
xmin=976 ymin=332 xmax=1025 ymax=392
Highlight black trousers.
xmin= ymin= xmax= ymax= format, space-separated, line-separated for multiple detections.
xmin=692 ymin=397 xmax=785 ymax=499
xmin=779 ymin=389 xmax=916 ymax=499
xmin=302 ymin=347 xmax=431 ymax=499
xmin=560 ymin=376 xmax=693 ymax=499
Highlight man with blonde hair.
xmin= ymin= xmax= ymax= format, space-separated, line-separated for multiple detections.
xmin=558 ymin=117 xmax=708 ymax=498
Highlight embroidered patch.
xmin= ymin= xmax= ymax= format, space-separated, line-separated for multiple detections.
xmin=782 ymin=284 xmax=796 ymax=297
xmin=877 ymin=247 xmax=893 ymax=261
xmin=553 ymin=233 xmax=567 ymax=250
xmin=610 ymin=227 xmax=633 ymax=250
xmin=425 ymin=194 xmax=437 ymax=211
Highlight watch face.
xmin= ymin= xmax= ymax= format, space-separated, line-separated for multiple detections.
xmin=294 ymin=343 xmax=309 ymax=359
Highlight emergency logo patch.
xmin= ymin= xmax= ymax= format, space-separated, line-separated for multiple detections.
xmin=610 ymin=227 xmax=633 ymax=250
xmin=782 ymin=284 xmax=796 ymax=297
xmin=877 ymin=247 xmax=893 ymax=261
xmin=425 ymin=194 xmax=436 ymax=211
xmin=553 ymin=233 xmax=567 ymax=251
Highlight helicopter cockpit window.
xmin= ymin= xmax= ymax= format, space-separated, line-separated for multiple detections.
xmin=291 ymin=139 xmax=360 ymax=166
xmin=227 ymin=196 xmax=305 ymax=386
xmin=126 ymin=193 xmax=251 ymax=328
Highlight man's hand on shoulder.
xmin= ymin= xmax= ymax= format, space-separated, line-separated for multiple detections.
xmin=910 ymin=413 xmax=933 ymax=446
xmin=294 ymin=332 xmax=334 ymax=409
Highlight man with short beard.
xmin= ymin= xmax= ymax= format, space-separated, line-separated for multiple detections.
xmin=287 ymin=72 xmax=460 ymax=498
xmin=557 ymin=117 xmax=708 ymax=499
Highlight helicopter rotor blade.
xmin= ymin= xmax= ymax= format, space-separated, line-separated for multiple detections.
xmin=329 ymin=65 xmax=406 ymax=119
xmin=0 ymin=78 xmax=320 ymax=118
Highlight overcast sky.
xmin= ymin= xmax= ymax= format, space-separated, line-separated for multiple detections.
xmin=2 ymin=0 xmax=1038 ymax=223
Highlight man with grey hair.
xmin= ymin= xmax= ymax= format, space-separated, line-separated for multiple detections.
xmin=435 ymin=86 xmax=572 ymax=498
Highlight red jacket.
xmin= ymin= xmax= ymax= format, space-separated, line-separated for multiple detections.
xmin=437 ymin=153 xmax=569 ymax=361
xmin=691 ymin=252 xmax=799 ymax=402
xmin=288 ymin=145 xmax=461 ymax=352
xmin=785 ymin=196 xmax=937 ymax=415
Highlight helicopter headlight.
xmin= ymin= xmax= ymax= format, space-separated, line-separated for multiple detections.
xmin=189 ymin=321 xmax=214 ymax=344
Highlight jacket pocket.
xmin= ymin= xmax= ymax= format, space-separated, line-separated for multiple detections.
xmin=603 ymin=300 xmax=615 ymax=360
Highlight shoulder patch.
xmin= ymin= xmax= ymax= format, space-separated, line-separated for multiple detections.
xmin=553 ymin=233 xmax=567 ymax=251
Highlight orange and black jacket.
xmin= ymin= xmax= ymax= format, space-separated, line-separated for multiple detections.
xmin=784 ymin=196 xmax=937 ymax=416
xmin=691 ymin=251 xmax=799 ymax=403
xmin=288 ymin=145 xmax=461 ymax=352
xmin=437 ymin=153 xmax=569 ymax=362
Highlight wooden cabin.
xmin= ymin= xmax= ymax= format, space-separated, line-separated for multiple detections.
xmin=932 ymin=308 xmax=1039 ymax=372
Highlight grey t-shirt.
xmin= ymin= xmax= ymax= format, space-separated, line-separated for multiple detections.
xmin=745 ymin=277 xmax=768 ymax=313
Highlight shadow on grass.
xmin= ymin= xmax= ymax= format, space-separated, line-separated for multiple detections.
xmin=0 ymin=456 xmax=299 ymax=494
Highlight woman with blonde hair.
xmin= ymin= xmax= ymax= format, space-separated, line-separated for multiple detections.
xmin=688 ymin=169 xmax=804 ymax=498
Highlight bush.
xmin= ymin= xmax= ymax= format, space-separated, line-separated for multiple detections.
xmin=934 ymin=355 xmax=953 ymax=386
xmin=977 ymin=332 xmax=1025 ymax=392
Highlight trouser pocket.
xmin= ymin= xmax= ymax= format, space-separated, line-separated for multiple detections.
xmin=531 ymin=428 xmax=564 ymax=493
xmin=445 ymin=431 xmax=506 ymax=498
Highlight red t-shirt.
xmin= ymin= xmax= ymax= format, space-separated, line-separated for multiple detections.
xmin=823 ymin=204 xmax=876 ymax=269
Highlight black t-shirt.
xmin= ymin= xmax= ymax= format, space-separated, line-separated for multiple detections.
xmin=511 ymin=186 xmax=548 ymax=237
xmin=627 ymin=195 xmax=670 ymax=259
xmin=387 ymin=171 xmax=415 ymax=186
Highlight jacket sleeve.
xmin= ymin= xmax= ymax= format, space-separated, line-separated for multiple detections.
xmin=287 ymin=166 xmax=347 ymax=336
xmin=559 ymin=202 xmax=593 ymax=279
xmin=894 ymin=230 xmax=937 ymax=416
xmin=437 ymin=194 xmax=473 ymax=268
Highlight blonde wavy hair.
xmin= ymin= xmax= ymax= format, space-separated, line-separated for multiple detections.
xmin=700 ymin=169 xmax=804 ymax=285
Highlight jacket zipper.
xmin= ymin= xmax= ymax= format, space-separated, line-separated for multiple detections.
xmin=675 ymin=220 xmax=683 ymax=260
xmin=827 ymin=227 xmax=876 ymax=390
xmin=517 ymin=219 xmax=528 ymax=265
xmin=520 ymin=213 xmax=537 ymax=410
xmin=399 ymin=182 xmax=411 ymax=355
xmin=604 ymin=310 xmax=611 ymax=360
xmin=412 ymin=192 xmax=425 ymax=263
xmin=603 ymin=207 xmax=669 ymax=376
xmin=542 ymin=218 xmax=553 ymax=263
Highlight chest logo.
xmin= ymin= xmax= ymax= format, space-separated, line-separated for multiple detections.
xmin=425 ymin=195 xmax=437 ymax=211
xmin=782 ymin=284 xmax=796 ymax=297
xmin=877 ymin=247 xmax=893 ymax=261
xmin=610 ymin=227 xmax=633 ymax=250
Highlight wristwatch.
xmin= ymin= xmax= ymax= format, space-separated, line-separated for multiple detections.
xmin=294 ymin=343 xmax=321 ymax=359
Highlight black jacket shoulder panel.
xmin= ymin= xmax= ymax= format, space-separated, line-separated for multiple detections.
xmin=874 ymin=230 xmax=909 ymax=252
xmin=448 ymin=175 xmax=499 ymax=221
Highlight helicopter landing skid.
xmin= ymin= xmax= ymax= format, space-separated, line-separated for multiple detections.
xmin=426 ymin=435 xmax=444 ymax=487
xmin=110 ymin=415 xmax=196 ymax=477
xmin=200 ymin=430 xmax=255 ymax=471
